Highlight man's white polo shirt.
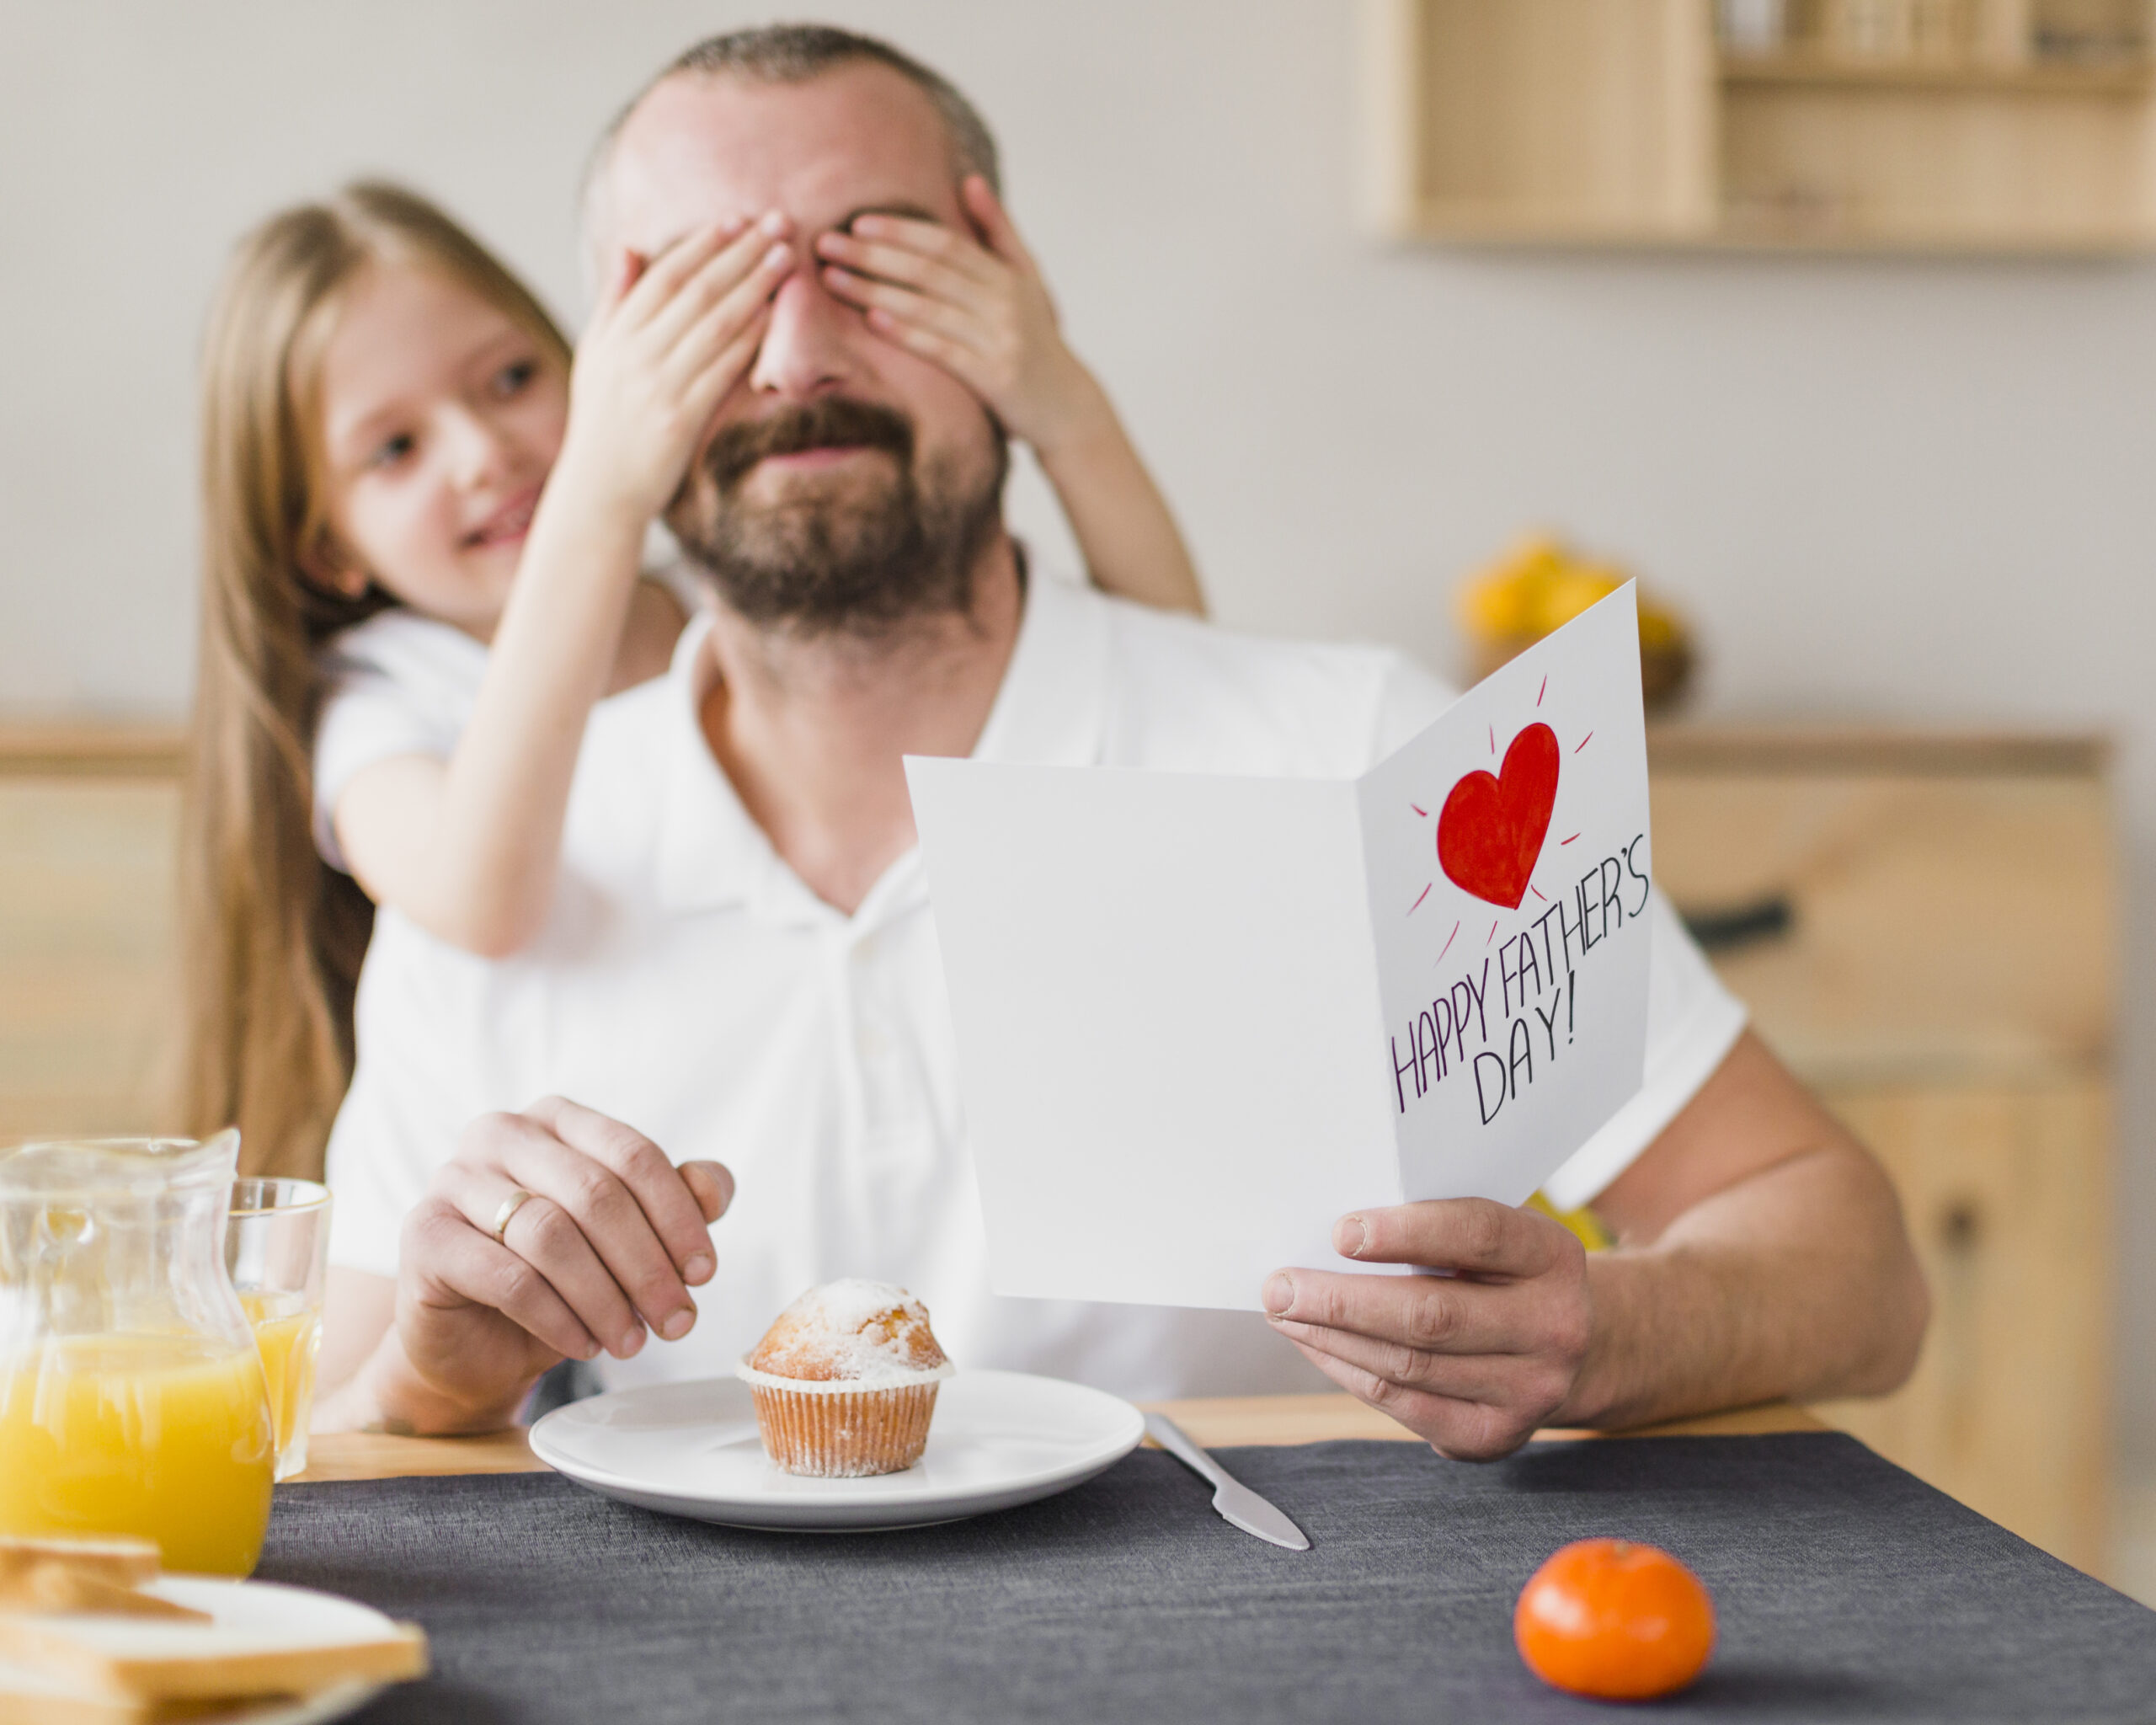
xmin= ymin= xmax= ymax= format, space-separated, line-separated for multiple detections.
xmin=325 ymin=573 xmax=1745 ymax=1399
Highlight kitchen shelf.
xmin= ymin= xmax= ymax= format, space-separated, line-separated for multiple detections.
xmin=1359 ymin=0 xmax=2156 ymax=253
xmin=1720 ymin=47 xmax=2153 ymax=90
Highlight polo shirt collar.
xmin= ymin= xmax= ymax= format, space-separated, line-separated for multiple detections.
xmin=654 ymin=563 xmax=1113 ymax=920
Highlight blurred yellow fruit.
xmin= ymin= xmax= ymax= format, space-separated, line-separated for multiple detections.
xmin=1456 ymin=532 xmax=1694 ymax=711
xmin=1459 ymin=533 xmax=1567 ymax=637
xmin=1535 ymin=566 xmax=1623 ymax=634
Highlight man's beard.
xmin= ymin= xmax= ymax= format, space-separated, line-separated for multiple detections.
xmin=670 ymin=396 xmax=1006 ymax=637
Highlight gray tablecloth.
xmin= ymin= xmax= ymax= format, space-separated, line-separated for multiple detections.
xmin=261 ymin=1434 xmax=2156 ymax=1723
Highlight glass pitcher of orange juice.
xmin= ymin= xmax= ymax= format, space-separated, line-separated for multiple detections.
xmin=0 ymin=1133 xmax=275 ymax=1576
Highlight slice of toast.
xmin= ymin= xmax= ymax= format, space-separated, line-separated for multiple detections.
xmin=17 ymin=1570 xmax=211 ymax=1621
xmin=0 ymin=1589 xmax=428 ymax=1703
xmin=0 ymin=1538 xmax=210 ymax=1621
xmin=0 ymin=1653 xmax=177 ymax=1723
xmin=0 ymin=1653 xmax=372 ymax=1723
xmin=0 ymin=1539 xmax=162 ymax=1594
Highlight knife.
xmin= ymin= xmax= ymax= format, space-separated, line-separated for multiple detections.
xmin=1143 ymin=1413 xmax=1310 ymax=1551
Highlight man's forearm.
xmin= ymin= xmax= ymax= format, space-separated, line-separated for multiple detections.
xmin=1561 ymin=1141 xmax=1929 ymax=1432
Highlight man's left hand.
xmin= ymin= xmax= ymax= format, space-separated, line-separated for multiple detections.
xmin=1262 ymin=1200 xmax=1593 ymax=1461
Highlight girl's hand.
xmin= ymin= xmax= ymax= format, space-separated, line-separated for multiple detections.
xmin=557 ymin=214 xmax=795 ymax=521
xmin=814 ymin=176 xmax=1110 ymax=459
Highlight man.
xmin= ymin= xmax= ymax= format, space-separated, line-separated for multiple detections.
xmin=317 ymin=26 xmax=1927 ymax=1458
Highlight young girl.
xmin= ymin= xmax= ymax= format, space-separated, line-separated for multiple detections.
xmin=179 ymin=179 xmax=1203 ymax=1179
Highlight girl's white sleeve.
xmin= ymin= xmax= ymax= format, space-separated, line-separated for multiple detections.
xmin=310 ymin=613 xmax=482 ymax=872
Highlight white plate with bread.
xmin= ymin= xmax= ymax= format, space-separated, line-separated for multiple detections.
xmin=531 ymin=1367 xmax=1146 ymax=1532
xmin=0 ymin=1542 xmax=427 ymax=1725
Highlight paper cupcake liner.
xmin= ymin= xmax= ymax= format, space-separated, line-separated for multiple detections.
xmin=745 ymin=1378 xmax=943 ymax=1477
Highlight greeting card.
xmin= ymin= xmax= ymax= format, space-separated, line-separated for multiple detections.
xmin=906 ymin=585 xmax=1652 ymax=1309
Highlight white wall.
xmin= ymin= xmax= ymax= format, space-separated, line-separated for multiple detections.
xmin=4 ymin=1 xmax=2152 ymax=1453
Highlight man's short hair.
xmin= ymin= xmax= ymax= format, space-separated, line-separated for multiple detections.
xmin=586 ymin=24 xmax=1001 ymax=266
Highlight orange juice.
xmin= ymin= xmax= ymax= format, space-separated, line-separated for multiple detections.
xmin=0 ymin=1335 xmax=275 ymax=1576
xmin=240 ymin=1290 xmax=321 ymax=1473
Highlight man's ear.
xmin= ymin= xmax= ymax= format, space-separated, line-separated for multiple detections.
xmin=957 ymin=175 xmax=1006 ymax=254
xmin=296 ymin=532 xmax=373 ymax=602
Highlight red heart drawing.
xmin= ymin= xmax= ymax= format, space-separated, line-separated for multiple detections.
xmin=1437 ymin=723 xmax=1561 ymax=911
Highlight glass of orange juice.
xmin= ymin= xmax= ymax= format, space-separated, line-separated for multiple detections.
xmin=0 ymin=1133 xmax=275 ymax=1576
xmin=226 ymin=1179 xmax=331 ymax=1482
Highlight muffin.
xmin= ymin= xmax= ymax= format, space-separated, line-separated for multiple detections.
xmin=737 ymin=1280 xmax=953 ymax=1477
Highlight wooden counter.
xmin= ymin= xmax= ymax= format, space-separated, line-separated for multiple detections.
xmin=295 ymin=1397 xmax=1825 ymax=1482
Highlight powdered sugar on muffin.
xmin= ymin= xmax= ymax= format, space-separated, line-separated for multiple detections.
xmin=746 ymin=1279 xmax=950 ymax=1388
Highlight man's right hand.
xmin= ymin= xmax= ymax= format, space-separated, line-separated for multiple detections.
xmin=362 ymin=1097 xmax=733 ymax=1434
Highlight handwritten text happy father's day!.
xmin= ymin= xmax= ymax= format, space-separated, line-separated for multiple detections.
xmin=1392 ymin=836 xmax=1650 ymax=1126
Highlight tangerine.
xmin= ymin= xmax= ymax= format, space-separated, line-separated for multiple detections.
xmin=1513 ymin=1537 xmax=1716 ymax=1701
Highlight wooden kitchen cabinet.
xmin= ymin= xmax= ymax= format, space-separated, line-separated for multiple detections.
xmin=1649 ymin=727 xmax=2117 ymax=1577
xmin=1821 ymin=1080 xmax=2111 ymax=1569
xmin=0 ymin=728 xmax=184 ymax=1140
xmin=1360 ymin=0 xmax=2156 ymax=252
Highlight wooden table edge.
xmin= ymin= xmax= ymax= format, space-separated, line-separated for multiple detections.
xmin=295 ymin=1396 xmax=1825 ymax=1483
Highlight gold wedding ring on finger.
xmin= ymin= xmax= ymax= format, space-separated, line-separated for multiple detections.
xmin=489 ymin=1187 xmax=537 ymax=1243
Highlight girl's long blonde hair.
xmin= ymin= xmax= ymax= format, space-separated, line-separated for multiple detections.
xmin=179 ymin=181 xmax=570 ymax=1178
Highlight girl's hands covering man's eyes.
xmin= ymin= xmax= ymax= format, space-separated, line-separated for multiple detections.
xmin=557 ymin=213 xmax=795 ymax=522
xmin=814 ymin=175 xmax=1110 ymax=461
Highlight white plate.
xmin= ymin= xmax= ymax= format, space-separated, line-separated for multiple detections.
xmin=0 ymin=1575 xmax=394 ymax=1722
xmin=530 ymin=1368 xmax=1145 ymax=1531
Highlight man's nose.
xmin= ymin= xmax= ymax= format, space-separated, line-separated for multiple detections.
xmin=748 ymin=259 xmax=857 ymax=399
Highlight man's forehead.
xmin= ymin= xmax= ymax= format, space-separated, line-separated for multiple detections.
xmin=606 ymin=64 xmax=966 ymax=250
